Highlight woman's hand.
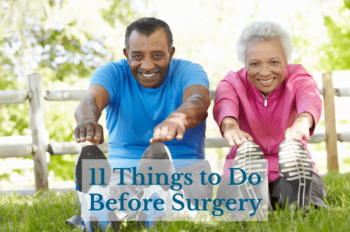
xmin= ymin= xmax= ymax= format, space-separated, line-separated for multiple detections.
xmin=221 ymin=117 xmax=253 ymax=146
xmin=285 ymin=112 xmax=314 ymax=142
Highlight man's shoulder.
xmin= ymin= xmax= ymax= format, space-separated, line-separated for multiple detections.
xmin=170 ymin=58 xmax=204 ymax=73
xmin=98 ymin=59 xmax=129 ymax=73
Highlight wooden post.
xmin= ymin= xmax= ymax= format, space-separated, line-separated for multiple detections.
xmin=322 ymin=72 xmax=339 ymax=172
xmin=28 ymin=73 xmax=49 ymax=191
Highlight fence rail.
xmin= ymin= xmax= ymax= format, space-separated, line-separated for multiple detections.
xmin=0 ymin=72 xmax=349 ymax=191
xmin=1 ymin=89 xmax=329 ymax=102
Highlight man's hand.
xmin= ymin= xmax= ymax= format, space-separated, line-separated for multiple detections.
xmin=221 ymin=117 xmax=253 ymax=146
xmin=74 ymin=85 xmax=109 ymax=146
xmin=74 ymin=119 xmax=104 ymax=145
xmin=150 ymin=85 xmax=210 ymax=144
xmin=150 ymin=116 xmax=186 ymax=143
xmin=285 ymin=112 xmax=314 ymax=142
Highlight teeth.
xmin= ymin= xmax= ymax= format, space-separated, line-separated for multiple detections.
xmin=259 ymin=78 xmax=275 ymax=83
xmin=142 ymin=73 xmax=156 ymax=78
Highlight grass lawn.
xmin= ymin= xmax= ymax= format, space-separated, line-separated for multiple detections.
xmin=1 ymin=172 xmax=350 ymax=232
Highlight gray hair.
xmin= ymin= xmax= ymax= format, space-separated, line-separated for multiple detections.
xmin=236 ymin=21 xmax=294 ymax=63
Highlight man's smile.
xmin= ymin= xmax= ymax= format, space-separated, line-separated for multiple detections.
xmin=141 ymin=73 xmax=156 ymax=78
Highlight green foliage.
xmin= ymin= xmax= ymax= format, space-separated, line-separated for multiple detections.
xmin=0 ymin=0 xmax=137 ymax=183
xmin=0 ymin=0 xmax=136 ymax=81
xmin=1 ymin=173 xmax=350 ymax=231
xmin=319 ymin=1 xmax=350 ymax=71
xmin=292 ymin=0 xmax=350 ymax=72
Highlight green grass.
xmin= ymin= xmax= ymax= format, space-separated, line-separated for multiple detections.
xmin=1 ymin=172 xmax=350 ymax=232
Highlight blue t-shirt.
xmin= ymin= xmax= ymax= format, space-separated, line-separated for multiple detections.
xmin=89 ymin=58 xmax=209 ymax=169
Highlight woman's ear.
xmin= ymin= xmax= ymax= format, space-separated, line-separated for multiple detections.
xmin=283 ymin=55 xmax=288 ymax=70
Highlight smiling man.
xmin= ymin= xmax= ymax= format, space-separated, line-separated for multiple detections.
xmin=68 ymin=18 xmax=212 ymax=231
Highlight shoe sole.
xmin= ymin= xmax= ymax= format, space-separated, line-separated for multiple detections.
xmin=278 ymin=139 xmax=313 ymax=207
xmin=233 ymin=141 xmax=268 ymax=220
xmin=76 ymin=145 xmax=110 ymax=194
xmin=138 ymin=143 xmax=174 ymax=191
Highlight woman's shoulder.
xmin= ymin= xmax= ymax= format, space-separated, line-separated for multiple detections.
xmin=285 ymin=64 xmax=313 ymax=81
xmin=222 ymin=67 xmax=248 ymax=85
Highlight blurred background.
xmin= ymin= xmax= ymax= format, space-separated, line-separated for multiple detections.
xmin=0 ymin=0 xmax=349 ymax=190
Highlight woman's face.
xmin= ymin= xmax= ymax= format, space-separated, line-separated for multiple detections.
xmin=245 ymin=40 xmax=288 ymax=95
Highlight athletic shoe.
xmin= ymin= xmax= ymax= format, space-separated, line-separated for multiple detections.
xmin=88 ymin=188 xmax=119 ymax=232
xmin=65 ymin=214 xmax=85 ymax=230
xmin=137 ymin=184 xmax=194 ymax=227
xmin=73 ymin=145 xmax=117 ymax=231
xmin=137 ymin=143 xmax=174 ymax=227
xmin=230 ymin=141 xmax=269 ymax=220
xmin=138 ymin=143 xmax=175 ymax=191
xmin=137 ymin=185 xmax=170 ymax=227
xmin=278 ymin=139 xmax=313 ymax=208
xmin=137 ymin=143 xmax=196 ymax=226
xmin=75 ymin=145 xmax=110 ymax=194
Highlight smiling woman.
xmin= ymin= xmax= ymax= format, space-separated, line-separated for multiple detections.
xmin=245 ymin=40 xmax=287 ymax=95
xmin=213 ymin=21 xmax=328 ymax=211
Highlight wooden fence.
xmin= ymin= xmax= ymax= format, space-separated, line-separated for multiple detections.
xmin=0 ymin=73 xmax=350 ymax=191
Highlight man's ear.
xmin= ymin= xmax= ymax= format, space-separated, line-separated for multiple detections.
xmin=169 ymin=47 xmax=175 ymax=60
xmin=123 ymin=48 xmax=129 ymax=60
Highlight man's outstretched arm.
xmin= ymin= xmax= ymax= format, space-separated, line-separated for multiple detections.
xmin=74 ymin=85 xmax=110 ymax=145
xmin=150 ymin=85 xmax=211 ymax=143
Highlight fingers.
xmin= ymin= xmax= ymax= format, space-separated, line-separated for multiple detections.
xmin=74 ymin=128 xmax=81 ymax=143
xmin=79 ymin=129 xmax=86 ymax=143
xmin=74 ymin=122 xmax=104 ymax=145
xmin=224 ymin=132 xmax=236 ymax=147
xmin=160 ymin=126 xmax=169 ymax=142
xmin=233 ymin=132 xmax=246 ymax=146
xmin=93 ymin=125 xmax=104 ymax=145
xmin=176 ymin=128 xmax=184 ymax=140
xmin=150 ymin=126 xmax=162 ymax=144
xmin=285 ymin=127 xmax=310 ymax=141
xmin=224 ymin=130 xmax=253 ymax=147
xmin=285 ymin=128 xmax=292 ymax=140
xmin=304 ymin=132 xmax=310 ymax=141
xmin=85 ymin=125 xmax=94 ymax=142
xmin=150 ymin=122 xmax=185 ymax=144
xmin=247 ymin=134 xmax=254 ymax=141
xmin=167 ymin=127 xmax=177 ymax=141
xmin=291 ymin=130 xmax=300 ymax=141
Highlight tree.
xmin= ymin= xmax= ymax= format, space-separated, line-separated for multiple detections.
xmin=0 ymin=0 xmax=135 ymax=82
xmin=291 ymin=0 xmax=350 ymax=72
xmin=0 ymin=0 xmax=138 ymax=183
xmin=319 ymin=0 xmax=350 ymax=71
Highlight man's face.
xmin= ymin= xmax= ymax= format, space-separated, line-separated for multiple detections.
xmin=124 ymin=28 xmax=175 ymax=89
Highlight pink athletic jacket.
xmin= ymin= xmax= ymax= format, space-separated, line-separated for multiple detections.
xmin=213 ymin=64 xmax=322 ymax=183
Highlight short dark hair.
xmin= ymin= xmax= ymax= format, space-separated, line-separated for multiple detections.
xmin=125 ymin=17 xmax=173 ymax=50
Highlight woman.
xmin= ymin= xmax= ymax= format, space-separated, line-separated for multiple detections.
xmin=214 ymin=21 xmax=327 ymax=211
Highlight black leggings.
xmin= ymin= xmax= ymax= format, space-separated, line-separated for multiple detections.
xmin=216 ymin=172 xmax=328 ymax=209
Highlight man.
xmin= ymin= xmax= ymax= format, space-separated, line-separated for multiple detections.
xmin=66 ymin=17 xmax=212 ymax=231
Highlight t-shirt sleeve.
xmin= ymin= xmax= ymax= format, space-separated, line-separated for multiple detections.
xmin=89 ymin=62 xmax=121 ymax=107
xmin=296 ymin=77 xmax=322 ymax=136
xmin=179 ymin=61 xmax=210 ymax=93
